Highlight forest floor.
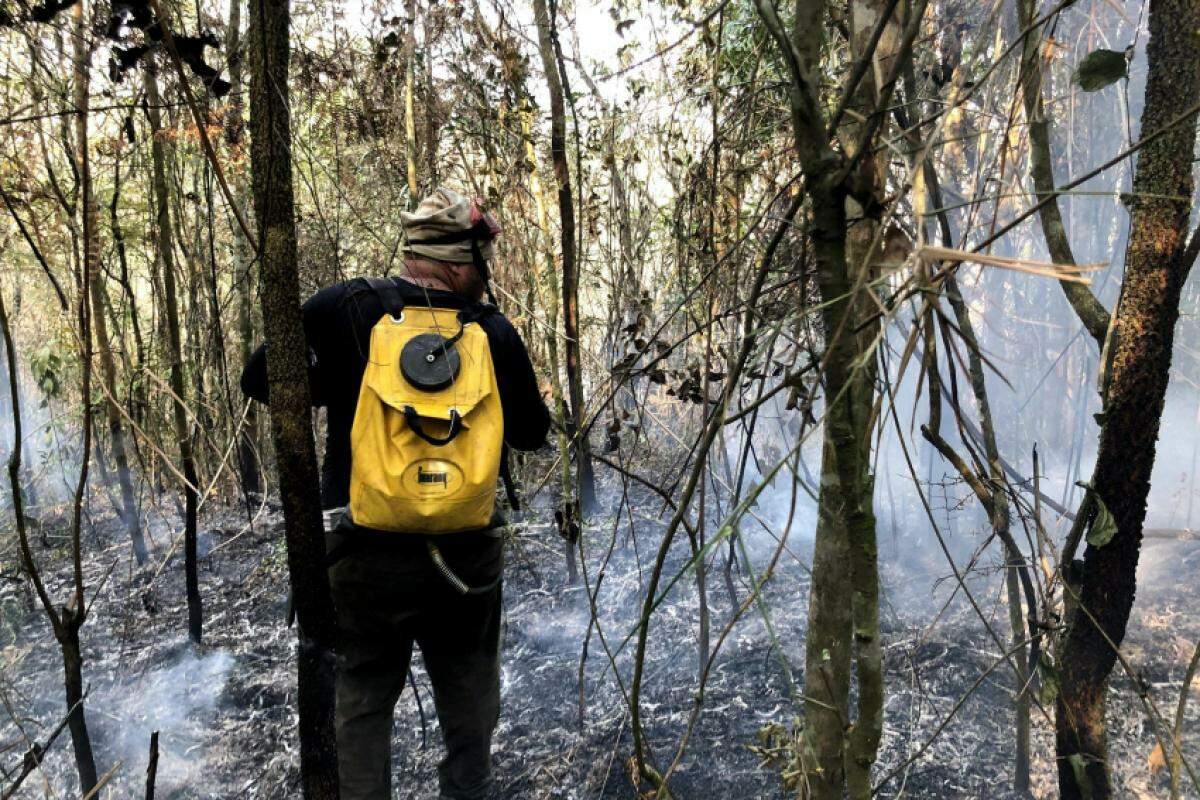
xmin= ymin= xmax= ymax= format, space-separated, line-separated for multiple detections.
xmin=1 ymin=474 xmax=1199 ymax=799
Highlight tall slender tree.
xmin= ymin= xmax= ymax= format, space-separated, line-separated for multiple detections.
xmin=145 ymin=63 xmax=203 ymax=643
xmin=226 ymin=0 xmax=262 ymax=497
xmin=5 ymin=6 xmax=110 ymax=791
xmin=754 ymin=0 xmax=917 ymax=794
xmin=91 ymin=190 xmax=147 ymax=564
xmin=247 ymin=0 xmax=340 ymax=792
xmin=532 ymin=0 xmax=596 ymax=519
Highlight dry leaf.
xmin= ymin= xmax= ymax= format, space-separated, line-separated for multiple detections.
xmin=1148 ymin=742 xmax=1166 ymax=775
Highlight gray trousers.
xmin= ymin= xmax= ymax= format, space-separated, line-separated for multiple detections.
xmin=329 ymin=532 xmax=503 ymax=800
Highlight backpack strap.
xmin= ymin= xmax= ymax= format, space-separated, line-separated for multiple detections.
xmin=457 ymin=302 xmax=499 ymax=325
xmin=455 ymin=303 xmax=521 ymax=512
xmin=500 ymin=444 xmax=520 ymax=512
xmin=360 ymin=276 xmax=406 ymax=319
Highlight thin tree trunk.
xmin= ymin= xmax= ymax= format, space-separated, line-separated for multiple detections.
xmin=403 ymin=0 xmax=418 ymax=200
xmin=145 ymin=65 xmax=203 ymax=643
xmin=108 ymin=142 xmax=148 ymax=425
xmin=226 ymin=0 xmax=262 ymax=497
xmin=943 ymin=275 xmax=1032 ymax=793
xmin=1056 ymin=1 xmax=1200 ymax=796
xmin=838 ymin=200 xmax=884 ymax=800
xmin=754 ymin=0 xmax=906 ymax=794
xmin=1017 ymin=0 xmax=1109 ymax=346
xmin=532 ymin=0 xmax=596 ymax=518
xmin=520 ymin=100 xmax=577 ymax=584
xmin=90 ymin=231 xmax=147 ymax=564
xmin=64 ymin=7 xmax=102 ymax=790
xmin=804 ymin=440 xmax=853 ymax=798
xmin=247 ymin=0 xmax=340 ymax=792
xmin=59 ymin=628 xmax=98 ymax=795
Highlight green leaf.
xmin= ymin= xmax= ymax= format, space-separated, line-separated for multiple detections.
xmin=1038 ymin=654 xmax=1060 ymax=706
xmin=1087 ymin=495 xmax=1119 ymax=548
xmin=1073 ymin=49 xmax=1128 ymax=92
xmin=1066 ymin=753 xmax=1094 ymax=799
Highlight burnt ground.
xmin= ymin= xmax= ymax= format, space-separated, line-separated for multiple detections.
xmin=1 ymin=481 xmax=1198 ymax=799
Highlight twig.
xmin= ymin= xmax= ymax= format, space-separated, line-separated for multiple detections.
xmin=145 ymin=730 xmax=159 ymax=800
xmin=1170 ymin=641 xmax=1200 ymax=799
xmin=79 ymin=760 xmax=120 ymax=800
xmin=915 ymin=244 xmax=1102 ymax=284
xmin=0 ymin=696 xmax=85 ymax=800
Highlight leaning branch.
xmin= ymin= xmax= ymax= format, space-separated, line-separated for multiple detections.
xmin=1016 ymin=0 xmax=1109 ymax=344
xmin=0 ymin=696 xmax=84 ymax=800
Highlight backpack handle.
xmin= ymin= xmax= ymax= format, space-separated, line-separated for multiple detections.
xmin=403 ymin=406 xmax=463 ymax=446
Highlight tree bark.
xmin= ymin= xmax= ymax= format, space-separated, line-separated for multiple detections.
xmin=753 ymin=0 xmax=911 ymax=794
xmin=520 ymin=99 xmax=577 ymax=583
xmin=1056 ymin=2 xmax=1200 ymax=797
xmin=247 ymin=0 xmax=340 ymax=792
xmin=59 ymin=620 xmax=99 ymax=796
xmin=532 ymin=0 xmax=596 ymax=518
xmin=64 ymin=8 xmax=103 ymax=792
xmin=226 ymin=0 xmax=262 ymax=497
xmin=89 ymin=229 xmax=147 ymax=564
xmin=145 ymin=65 xmax=203 ymax=643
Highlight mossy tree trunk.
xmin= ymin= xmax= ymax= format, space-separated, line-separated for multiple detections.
xmin=1056 ymin=1 xmax=1200 ymax=796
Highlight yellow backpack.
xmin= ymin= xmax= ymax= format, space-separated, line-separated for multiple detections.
xmin=348 ymin=280 xmax=503 ymax=534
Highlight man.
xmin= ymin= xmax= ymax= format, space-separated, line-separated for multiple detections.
xmin=241 ymin=187 xmax=550 ymax=800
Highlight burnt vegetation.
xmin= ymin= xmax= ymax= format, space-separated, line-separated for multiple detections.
xmin=1 ymin=0 xmax=1200 ymax=798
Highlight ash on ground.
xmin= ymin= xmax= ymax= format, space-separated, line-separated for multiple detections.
xmin=1 ymin=480 xmax=1197 ymax=799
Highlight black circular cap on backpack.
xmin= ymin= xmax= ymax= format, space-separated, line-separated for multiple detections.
xmin=400 ymin=333 xmax=461 ymax=391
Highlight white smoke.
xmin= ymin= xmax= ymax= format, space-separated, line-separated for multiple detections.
xmin=97 ymin=647 xmax=235 ymax=793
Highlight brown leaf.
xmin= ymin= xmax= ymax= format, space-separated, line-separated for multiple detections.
xmin=1148 ymin=742 xmax=1166 ymax=775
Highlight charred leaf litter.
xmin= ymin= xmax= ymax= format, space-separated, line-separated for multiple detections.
xmin=1 ymin=467 xmax=1198 ymax=798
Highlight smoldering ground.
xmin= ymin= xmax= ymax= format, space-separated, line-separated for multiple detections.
xmin=4 ymin=266 xmax=1200 ymax=797
xmin=4 ymin=147 xmax=1200 ymax=799
xmin=2 ymin=429 xmax=1198 ymax=799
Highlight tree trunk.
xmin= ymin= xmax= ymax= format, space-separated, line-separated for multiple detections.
xmin=754 ymin=0 xmax=900 ymax=794
xmin=67 ymin=6 xmax=102 ymax=791
xmin=403 ymin=0 xmax=419 ymax=200
xmin=59 ymin=617 xmax=100 ymax=796
xmin=90 ymin=238 xmax=147 ymax=564
xmin=1056 ymin=2 xmax=1200 ymax=796
xmin=247 ymin=0 xmax=340 ymax=792
xmin=520 ymin=100 xmax=577 ymax=584
xmin=145 ymin=65 xmax=203 ymax=643
xmin=226 ymin=0 xmax=262 ymax=497
xmin=804 ymin=440 xmax=853 ymax=798
xmin=532 ymin=0 xmax=596 ymax=518
xmin=1017 ymin=0 xmax=1109 ymax=346
xmin=944 ymin=275 xmax=1033 ymax=794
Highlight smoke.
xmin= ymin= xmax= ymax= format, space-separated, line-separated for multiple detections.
xmin=96 ymin=647 xmax=235 ymax=793
xmin=0 ymin=336 xmax=92 ymax=510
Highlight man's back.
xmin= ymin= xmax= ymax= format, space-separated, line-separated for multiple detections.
xmin=240 ymin=276 xmax=549 ymax=508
